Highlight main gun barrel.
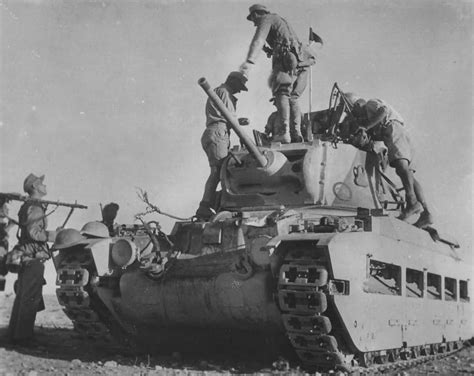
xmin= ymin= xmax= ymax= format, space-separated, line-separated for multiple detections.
xmin=198 ymin=77 xmax=267 ymax=168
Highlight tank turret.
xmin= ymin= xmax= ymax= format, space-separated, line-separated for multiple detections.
xmin=199 ymin=77 xmax=386 ymax=212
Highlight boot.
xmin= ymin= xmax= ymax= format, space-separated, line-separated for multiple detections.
xmin=273 ymin=133 xmax=291 ymax=144
xmin=413 ymin=211 xmax=434 ymax=228
xmin=397 ymin=201 xmax=422 ymax=222
xmin=195 ymin=201 xmax=215 ymax=221
xmin=290 ymin=129 xmax=303 ymax=143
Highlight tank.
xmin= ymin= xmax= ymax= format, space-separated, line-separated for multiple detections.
xmin=53 ymin=80 xmax=471 ymax=372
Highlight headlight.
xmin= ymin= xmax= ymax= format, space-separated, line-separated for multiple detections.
xmin=110 ymin=238 xmax=137 ymax=268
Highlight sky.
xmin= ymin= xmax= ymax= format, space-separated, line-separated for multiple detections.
xmin=0 ymin=0 xmax=472 ymax=292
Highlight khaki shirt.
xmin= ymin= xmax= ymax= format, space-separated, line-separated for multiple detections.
xmin=205 ymin=84 xmax=237 ymax=128
xmin=7 ymin=201 xmax=50 ymax=265
xmin=18 ymin=202 xmax=49 ymax=243
xmin=246 ymin=13 xmax=302 ymax=64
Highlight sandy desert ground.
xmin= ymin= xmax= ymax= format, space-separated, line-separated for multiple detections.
xmin=0 ymin=293 xmax=473 ymax=376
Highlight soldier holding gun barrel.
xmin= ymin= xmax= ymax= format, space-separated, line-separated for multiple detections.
xmin=1 ymin=173 xmax=87 ymax=345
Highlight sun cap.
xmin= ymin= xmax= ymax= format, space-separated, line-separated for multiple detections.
xmin=23 ymin=173 xmax=44 ymax=193
xmin=247 ymin=4 xmax=269 ymax=20
xmin=226 ymin=71 xmax=248 ymax=91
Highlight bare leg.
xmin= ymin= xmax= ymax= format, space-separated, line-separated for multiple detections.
xmin=392 ymin=159 xmax=422 ymax=220
xmin=413 ymin=178 xmax=428 ymax=211
xmin=413 ymin=177 xmax=434 ymax=227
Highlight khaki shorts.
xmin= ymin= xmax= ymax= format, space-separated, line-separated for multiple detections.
xmin=201 ymin=123 xmax=230 ymax=167
xmin=381 ymin=121 xmax=415 ymax=170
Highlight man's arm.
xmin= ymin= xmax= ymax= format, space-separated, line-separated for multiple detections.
xmin=245 ymin=19 xmax=272 ymax=64
xmin=240 ymin=16 xmax=272 ymax=76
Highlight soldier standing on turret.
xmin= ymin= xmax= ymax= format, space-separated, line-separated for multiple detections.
xmin=195 ymin=72 xmax=248 ymax=221
xmin=239 ymin=4 xmax=315 ymax=143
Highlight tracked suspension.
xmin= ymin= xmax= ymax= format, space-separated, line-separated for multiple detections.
xmin=277 ymin=248 xmax=346 ymax=371
xmin=276 ymin=248 xmax=466 ymax=373
xmin=55 ymin=257 xmax=114 ymax=341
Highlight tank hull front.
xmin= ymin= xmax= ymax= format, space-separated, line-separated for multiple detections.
xmin=99 ymin=249 xmax=284 ymax=345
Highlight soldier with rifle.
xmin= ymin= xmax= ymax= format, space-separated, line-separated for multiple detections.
xmin=3 ymin=173 xmax=87 ymax=345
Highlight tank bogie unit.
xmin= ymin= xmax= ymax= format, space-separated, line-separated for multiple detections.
xmin=53 ymin=81 xmax=472 ymax=372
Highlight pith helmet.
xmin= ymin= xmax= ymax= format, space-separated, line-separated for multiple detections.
xmin=23 ymin=173 xmax=44 ymax=193
xmin=80 ymin=221 xmax=109 ymax=239
xmin=247 ymin=4 xmax=269 ymax=20
xmin=226 ymin=71 xmax=248 ymax=91
xmin=52 ymin=228 xmax=88 ymax=250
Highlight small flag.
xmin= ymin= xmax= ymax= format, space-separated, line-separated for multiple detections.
xmin=309 ymin=27 xmax=323 ymax=45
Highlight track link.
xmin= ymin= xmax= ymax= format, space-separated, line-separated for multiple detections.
xmin=277 ymin=249 xmax=346 ymax=371
xmin=276 ymin=248 xmax=466 ymax=373
xmin=56 ymin=262 xmax=115 ymax=341
xmin=56 ymin=248 xmax=125 ymax=343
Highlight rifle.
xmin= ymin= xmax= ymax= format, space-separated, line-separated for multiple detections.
xmin=0 ymin=192 xmax=88 ymax=228
xmin=0 ymin=192 xmax=87 ymax=209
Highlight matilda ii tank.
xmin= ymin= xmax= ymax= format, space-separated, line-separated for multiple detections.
xmin=53 ymin=79 xmax=471 ymax=372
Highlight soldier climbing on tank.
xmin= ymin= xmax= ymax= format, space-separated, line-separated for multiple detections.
xmin=195 ymin=71 xmax=248 ymax=221
xmin=239 ymin=4 xmax=316 ymax=144
xmin=345 ymin=94 xmax=433 ymax=228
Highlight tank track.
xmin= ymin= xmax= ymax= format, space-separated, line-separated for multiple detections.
xmin=276 ymin=248 xmax=466 ymax=373
xmin=55 ymin=257 xmax=122 ymax=345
